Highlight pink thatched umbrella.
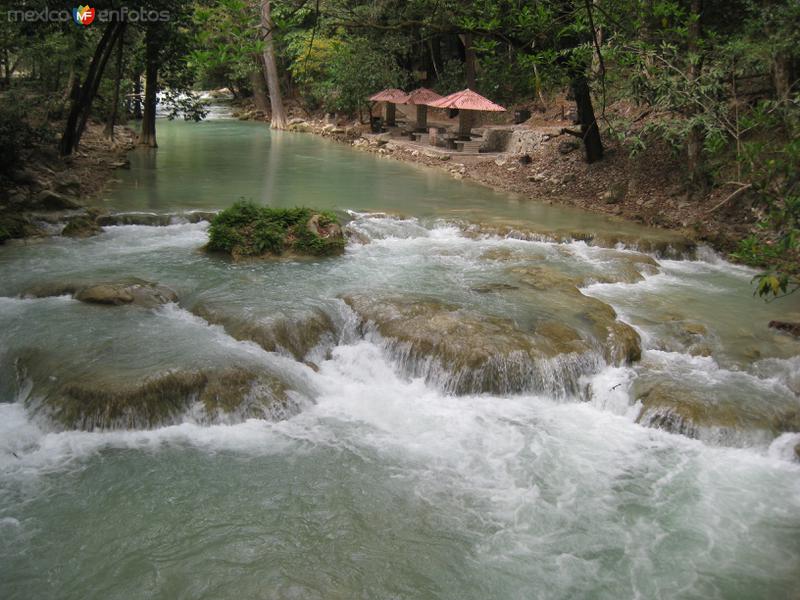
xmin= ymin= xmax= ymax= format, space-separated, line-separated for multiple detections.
xmin=368 ymin=88 xmax=408 ymax=127
xmin=403 ymin=87 xmax=443 ymax=131
xmin=429 ymin=88 xmax=505 ymax=139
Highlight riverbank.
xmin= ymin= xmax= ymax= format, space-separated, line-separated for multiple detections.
xmin=285 ymin=110 xmax=753 ymax=256
xmin=0 ymin=121 xmax=135 ymax=242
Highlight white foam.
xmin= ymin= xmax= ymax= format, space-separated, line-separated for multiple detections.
xmin=768 ymin=433 xmax=800 ymax=462
xmin=582 ymin=365 xmax=640 ymax=418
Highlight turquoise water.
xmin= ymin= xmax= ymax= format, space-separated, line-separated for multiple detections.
xmin=98 ymin=120 xmax=686 ymax=244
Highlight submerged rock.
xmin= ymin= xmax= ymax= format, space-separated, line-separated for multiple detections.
xmin=461 ymin=219 xmax=695 ymax=258
xmin=206 ymin=201 xmax=345 ymax=259
xmin=191 ymin=304 xmax=335 ymax=362
xmin=508 ymin=265 xmax=642 ymax=365
xmin=21 ymin=281 xmax=81 ymax=298
xmin=24 ymin=278 xmax=178 ymax=308
xmin=342 ymin=294 xmax=599 ymax=396
xmin=96 ymin=211 xmax=217 ymax=227
xmin=75 ymin=280 xmax=178 ymax=308
xmin=0 ymin=211 xmax=41 ymax=243
xmin=470 ymin=283 xmax=520 ymax=293
xmin=769 ymin=320 xmax=800 ymax=338
xmin=61 ymin=215 xmax=102 ymax=238
xmin=635 ymin=380 xmax=800 ymax=443
xmin=27 ymin=367 xmax=290 ymax=431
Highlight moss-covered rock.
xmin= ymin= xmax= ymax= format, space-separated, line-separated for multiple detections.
xmin=0 ymin=211 xmax=40 ymax=244
xmin=62 ymin=215 xmax=102 ymax=238
xmin=508 ymin=266 xmax=642 ymax=365
xmin=30 ymin=367 xmax=290 ymax=431
xmin=73 ymin=279 xmax=178 ymax=308
xmin=191 ymin=303 xmax=335 ymax=362
xmin=206 ymin=201 xmax=345 ymax=259
xmin=635 ymin=380 xmax=800 ymax=441
xmin=461 ymin=219 xmax=696 ymax=258
xmin=31 ymin=189 xmax=82 ymax=211
xmin=24 ymin=278 xmax=178 ymax=307
xmin=342 ymin=294 xmax=600 ymax=396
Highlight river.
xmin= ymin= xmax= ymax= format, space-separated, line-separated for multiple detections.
xmin=1 ymin=118 xmax=799 ymax=599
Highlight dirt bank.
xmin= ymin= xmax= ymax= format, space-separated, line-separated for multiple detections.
xmin=0 ymin=121 xmax=136 ymax=242
xmin=287 ymin=108 xmax=754 ymax=256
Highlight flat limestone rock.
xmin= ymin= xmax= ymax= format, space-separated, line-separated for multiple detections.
xmin=635 ymin=380 xmax=800 ymax=443
xmin=24 ymin=278 xmax=178 ymax=308
xmin=342 ymin=294 xmax=606 ymax=396
xmin=74 ymin=280 xmax=178 ymax=308
xmin=507 ymin=265 xmax=642 ymax=365
xmin=191 ymin=303 xmax=335 ymax=362
xmin=27 ymin=367 xmax=290 ymax=431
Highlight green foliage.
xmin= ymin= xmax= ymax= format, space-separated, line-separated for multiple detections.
xmin=286 ymin=33 xmax=409 ymax=116
xmin=0 ymin=94 xmax=52 ymax=176
xmin=284 ymin=31 xmax=339 ymax=110
xmin=190 ymin=0 xmax=263 ymax=93
xmin=731 ymin=134 xmax=800 ymax=298
xmin=207 ymin=201 xmax=344 ymax=258
xmin=432 ymin=58 xmax=465 ymax=96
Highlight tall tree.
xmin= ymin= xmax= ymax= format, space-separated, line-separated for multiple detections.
xmin=686 ymin=0 xmax=705 ymax=191
xmin=60 ymin=19 xmax=124 ymax=156
xmin=261 ymin=0 xmax=287 ymax=129
xmin=138 ymin=26 xmax=159 ymax=147
xmin=104 ymin=23 xmax=127 ymax=140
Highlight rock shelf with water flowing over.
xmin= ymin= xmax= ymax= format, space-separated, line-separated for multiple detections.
xmin=1 ymin=120 xmax=799 ymax=600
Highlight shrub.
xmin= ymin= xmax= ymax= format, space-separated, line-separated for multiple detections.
xmin=0 ymin=99 xmax=51 ymax=177
xmin=207 ymin=201 xmax=344 ymax=258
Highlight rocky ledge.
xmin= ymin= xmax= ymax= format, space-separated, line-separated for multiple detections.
xmin=342 ymin=291 xmax=640 ymax=396
xmin=22 ymin=366 xmax=291 ymax=431
xmin=190 ymin=303 xmax=336 ymax=367
xmin=1 ymin=122 xmax=136 ymax=244
xmin=634 ymin=379 xmax=800 ymax=446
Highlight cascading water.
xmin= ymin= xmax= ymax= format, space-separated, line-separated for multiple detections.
xmin=1 ymin=119 xmax=799 ymax=599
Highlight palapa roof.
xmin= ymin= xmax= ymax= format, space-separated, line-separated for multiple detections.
xmin=429 ymin=88 xmax=505 ymax=112
xmin=368 ymin=88 xmax=409 ymax=103
xmin=404 ymin=87 xmax=443 ymax=106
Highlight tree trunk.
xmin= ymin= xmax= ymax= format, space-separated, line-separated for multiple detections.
xmin=249 ymin=61 xmax=269 ymax=114
xmin=105 ymin=24 xmax=126 ymax=140
xmin=590 ymin=0 xmax=604 ymax=77
xmin=260 ymin=0 xmax=287 ymax=130
xmin=570 ymin=71 xmax=603 ymax=163
xmin=460 ymin=33 xmax=476 ymax=89
xmin=1 ymin=48 xmax=8 ymax=88
xmin=60 ymin=20 xmax=123 ymax=156
xmin=686 ymin=0 xmax=705 ymax=192
xmin=62 ymin=65 xmax=76 ymax=104
xmin=138 ymin=28 xmax=159 ymax=148
xmin=416 ymin=105 xmax=428 ymax=130
xmin=385 ymin=103 xmax=396 ymax=126
xmin=132 ymin=72 xmax=143 ymax=119
xmin=457 ymin=34 xmax=476 ymax=136
xmin=428 ymin=37 xmax=442 ymax=82
xmin=772 ymin=51 xmax=792 ymax=102
xmin=458 ymin=110 xmax=473 ymax=139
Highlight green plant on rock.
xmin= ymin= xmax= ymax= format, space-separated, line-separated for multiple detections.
xmin=207 ymin=201 xmax=344 ymax=258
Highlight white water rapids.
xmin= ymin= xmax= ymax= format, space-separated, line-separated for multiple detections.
xmin=1 ymin=121 xmax=799 ymax=599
